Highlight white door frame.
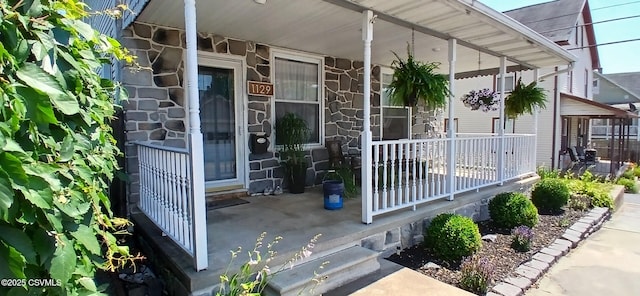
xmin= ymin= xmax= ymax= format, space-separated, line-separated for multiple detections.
xmin=194 ymin=52 xmax=248 ymax=189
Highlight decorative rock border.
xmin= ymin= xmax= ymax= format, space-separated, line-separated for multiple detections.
xmin=487 ymin=207 xmax=611 ymax=296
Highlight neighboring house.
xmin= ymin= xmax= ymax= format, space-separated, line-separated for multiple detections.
xmin=85 ymin=0 xmax=576 ymax=294
xmin=591 ymin=71 xmax=640 ymax=162
xmin=450 ymin=0 xmax=636 ymax=172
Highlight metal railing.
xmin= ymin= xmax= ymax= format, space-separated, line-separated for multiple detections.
xmin=365 ymin=134 xmax=536 ymax=221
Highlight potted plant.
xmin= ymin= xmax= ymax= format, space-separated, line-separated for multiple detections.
xmin=461 ymin=88 xmax=499 ymax=112
xmin=505 ymin=78 xmax=547 ymax=118
xmin=388 ymin=45 xmax=450 ymax=107
xmin=275 ymin=112 xmax=310 ymax=194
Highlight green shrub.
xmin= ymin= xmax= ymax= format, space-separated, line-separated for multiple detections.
xmin=537 ymin=166 xmax=560 ymax=179
xmin=488 ymin=192 xmax=538 ymax=229
xmin=590 ymin=191 xmax=614 ymax=209
xmin=622 ymin=169 xmax=635 ymax=180
xmin=616 ymin=177 xmax=638 ymax=193
xmin=425 ymin=214 xmax=482 ymax=261
xmin=531 ymin=179 xmax=570 ymax=212
xmin=459 ymin=256 xmax=494 ymax=294
xmin=568 ymin=195 xmax=591 ymax=211
xmin=633 ymin=166 xmax=640 ymax=178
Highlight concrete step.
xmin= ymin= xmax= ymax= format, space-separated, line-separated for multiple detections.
xmin=264 ymin=246 xmax=380 ymax=296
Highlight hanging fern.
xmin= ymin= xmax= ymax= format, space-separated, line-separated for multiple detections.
xmin=505 ymin=78 xmax=547 ymax=118
xmin=388 ymin=45 xmax=449 ymax=107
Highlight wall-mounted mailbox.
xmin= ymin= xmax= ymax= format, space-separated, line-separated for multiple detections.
xmin=250 ymin=133 xmax=269 ymax=154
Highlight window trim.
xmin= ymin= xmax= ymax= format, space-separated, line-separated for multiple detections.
xmin=380 ymin=67 xmax=412 ymax=140
xmin=495 ymin=74 xmax=515 ymax=93
xmin=444 ymin=118 xmax=459 ymax=133
xmin=271 ymin=48 xmax=325 ymax=148
xmin=492 ymin=117 xmax=515 ymax=133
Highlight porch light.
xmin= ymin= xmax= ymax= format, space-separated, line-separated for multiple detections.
xmin=254 ymin=0 xmax=267 ymax=4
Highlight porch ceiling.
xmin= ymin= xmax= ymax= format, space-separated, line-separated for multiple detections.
xmin=137 ymin=0 xmax=576 ymax=74
xmin=560 ymin=92 xmax=639 ymax=118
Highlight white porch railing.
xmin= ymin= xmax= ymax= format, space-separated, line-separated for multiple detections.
xmin=366 ymin=134 xmax=536 ymax=221
xmin=137 ymin=143 xmax=206 ymax=268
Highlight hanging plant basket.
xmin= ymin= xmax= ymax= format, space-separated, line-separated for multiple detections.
xmin=388 ymin=45 xmax=450 ymax=108
xmin=505 ymin=78 xmax=547 ymax=118
xmin=461 ymin=88 xmax=499 ymax=112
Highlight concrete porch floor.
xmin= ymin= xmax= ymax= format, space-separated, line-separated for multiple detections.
xmin=132 ymin=175 xmax=540 ymax=295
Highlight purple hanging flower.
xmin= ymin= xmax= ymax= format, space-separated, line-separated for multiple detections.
xmin=461 ymin=88 xmax=499 ymax=112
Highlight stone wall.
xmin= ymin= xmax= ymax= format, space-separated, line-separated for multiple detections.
xmin=120 ymin=22 xmax=438 ymax=206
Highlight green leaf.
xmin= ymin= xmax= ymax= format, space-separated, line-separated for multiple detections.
xmin=15 ymin=175 xmax=53 ymax=209
xmin=15 ymin=86 xmax=59 ymax=125
xmin=16 ymin=63 xmax=79 ymax=115
xmin=50 ymin=238 xmax=76 ymax=284
xmin=33 ymin=229 xmax=55 ymax=266
xmin=23 ymin=163 xmax=62 ymax=191
xmin=77 ymin=277 xmax=97 ymax=292
xmin=0 ymin=173 xmax=13 ymax=221
xmin=0 ymin=243 xmax=26 ymax=279
xmin=59 ymin=134 xmax=74 ymax=162
xmin=70 ymin=225 xmax=100 ymax=255
xmin=0 ymin=225 xmax=37 ymax=264
xmin=0 ymin=153 xmax=28 ymax=186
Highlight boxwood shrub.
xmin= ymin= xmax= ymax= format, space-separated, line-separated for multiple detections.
xmin=489 ymin=192 xmax=538 ymax=229
xmin=425 ymin=213 xmax=482 ymax=261
xmin=531 ymin=179 xmax=570 ymax=212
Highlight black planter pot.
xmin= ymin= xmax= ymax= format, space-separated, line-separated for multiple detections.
xmin=287 ymin=163 xmax=307 ymax=194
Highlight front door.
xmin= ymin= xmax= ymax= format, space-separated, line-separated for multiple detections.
xmin=198 ymin=57 xmax=245 ymax=189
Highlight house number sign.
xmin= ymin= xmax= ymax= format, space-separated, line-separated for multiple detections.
xmin=247 ymin=81 xmax=274 ymax=96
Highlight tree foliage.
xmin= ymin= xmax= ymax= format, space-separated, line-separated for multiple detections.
xmin=0 ymin=0 xmax=138 ymax=294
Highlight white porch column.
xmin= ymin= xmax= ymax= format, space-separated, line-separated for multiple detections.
xmin=184 ymin=0 xmax=208 ymax=271
xmin=361 ymin=10 xmax=374 ymax=224
xmin=533 ymin=68 xmax=539 ymax=169
xmin=497 ymin=56 xmax=507 ymax=184
xmin=447 ymin=39 xmax=457 ymax=201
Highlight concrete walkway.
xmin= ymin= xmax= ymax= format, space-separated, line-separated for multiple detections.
xmin=526 ymin=193 xmax=640 ymax=296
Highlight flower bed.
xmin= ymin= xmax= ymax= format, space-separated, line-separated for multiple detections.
xmin=387 ymin=208 xmax=585 ymax=293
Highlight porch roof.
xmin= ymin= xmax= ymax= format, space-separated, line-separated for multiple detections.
xmin=560 ymin=92 xmax=639 ymax=118
xmin=136 ymin=0 xmax=576 ymax=74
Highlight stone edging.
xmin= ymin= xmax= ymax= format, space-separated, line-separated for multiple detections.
xmin=487 ymin=207 xmax=611 ymax=296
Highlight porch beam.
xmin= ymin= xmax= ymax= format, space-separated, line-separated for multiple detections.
xmin=447 ymin=38 xmax=457 ymax=201
xmin=184 ymin=0 xmax=208 ymax=271
xmin=497 ymin=56 xmax=507 ymax=184
xmin=361 ymin=10 xmax=374 ymax=224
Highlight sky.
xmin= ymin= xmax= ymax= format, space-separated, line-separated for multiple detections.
xmin=480 ymin=0 xmax=640 ymax=74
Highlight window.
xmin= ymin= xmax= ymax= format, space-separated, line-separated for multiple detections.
xmin=568 ymin=70 xmax=573 ymax=93
xmin=492 ymin=117 xmax=515 ymax=133
xmin=274 ymin=52 xmax=322 ymax=145
xmin=381 ymin=70 xmax=410 ymax=140
xmin=584 ymin=69 xmax=589 ymax=97
xmin=444 ymin=118 xmax=458 ymax=133
xmin=496 ymin=75 xmax=515 ymax=93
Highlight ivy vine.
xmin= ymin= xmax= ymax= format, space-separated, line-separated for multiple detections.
xmin=0 ymin=0 xmax=139 ymax=294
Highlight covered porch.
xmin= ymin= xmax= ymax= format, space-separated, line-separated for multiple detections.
xmin=558 ymin=92 xmax=638 ymax=175
xmin=123 ymin=0 xmax=576 ymax=289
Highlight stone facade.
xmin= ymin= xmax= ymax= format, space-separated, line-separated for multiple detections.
xmin=121 ymin=22 xmax=443 ymax=206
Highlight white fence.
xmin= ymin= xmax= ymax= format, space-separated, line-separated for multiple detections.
xmin=137 ymin=143 xmax=207 ymax=269
xmin=366 ymin=134 xmax=536 ymax=221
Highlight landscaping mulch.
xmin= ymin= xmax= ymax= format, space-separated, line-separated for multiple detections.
xmin=387 ymin=208 xmax=586 ymax=294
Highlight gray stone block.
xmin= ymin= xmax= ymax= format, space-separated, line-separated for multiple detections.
xmin=561 ymin=233 xmax=581 ymax=246
xmin=492 ymin=282 xmax=522 ymax=296
xmin=515 ymin=265 xmax=542 ymax=280
xmin=361 ymin=233 xmax=385 ymax=251
xmin=385 ymin=228 xmax=400 ymax=245
xmin=540 ymin=247 xmax=562 ymax=257
xmin=548 ymin=242 xmax=570 ymax=255
xmin=504 ymin=276 xmax=532 ymax=290
xmin=524 ymin=259 xmax=549 ymax=272
xmin=554 ymin=238 xmax=572 ymax=247
xmin=532 ymin=252 xmax=555 ymax=264
xmin=564 ymin=229 xmax=582 ymax=238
